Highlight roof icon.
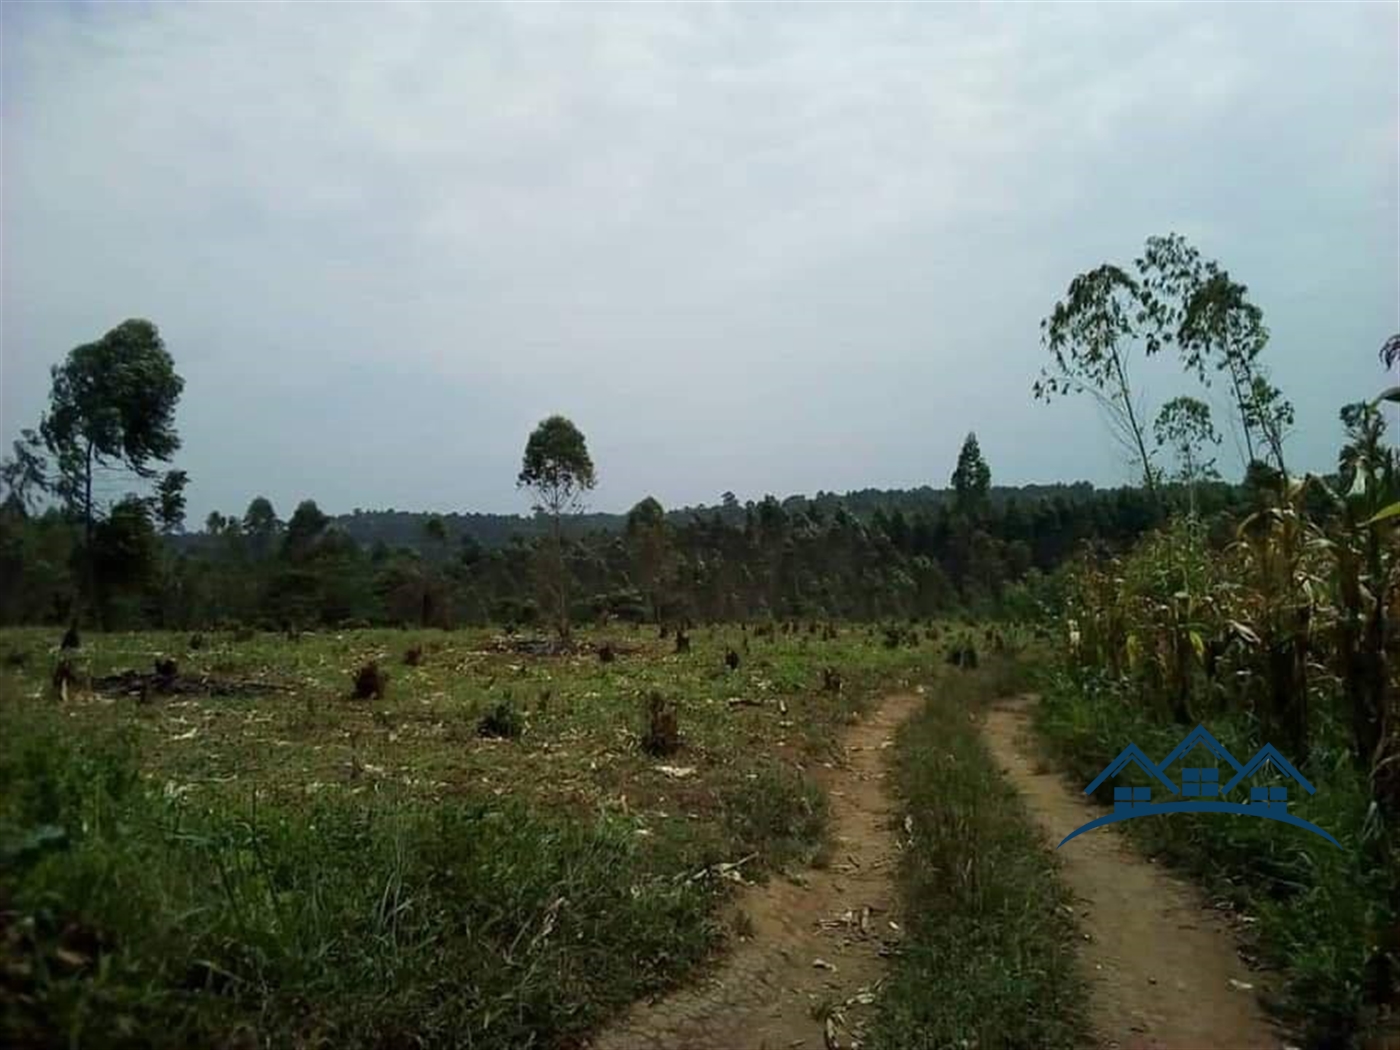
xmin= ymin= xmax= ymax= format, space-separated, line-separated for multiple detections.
xmin=1222 ymin=743 xmax=1316 ymax=797
xmin=1085 ymin=742 xmax=1178 ymax=796
xmin=1156 ymin=724 xmax=1243 ymax=775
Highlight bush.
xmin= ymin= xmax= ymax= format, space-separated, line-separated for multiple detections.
xmin=477 ymin=700 xmax=522 ymax=740
xmin=351 ymin=661 xmax=387 ymax=700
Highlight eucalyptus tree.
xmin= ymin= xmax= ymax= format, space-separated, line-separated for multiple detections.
xmin=518 ymin=415 xmax=596 ymax=641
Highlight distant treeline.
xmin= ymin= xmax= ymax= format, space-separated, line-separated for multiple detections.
xmin=307 ymin=481 xmax=1105 ymax=554
xmin=0 ymin=473 xmax=1255 ymax=631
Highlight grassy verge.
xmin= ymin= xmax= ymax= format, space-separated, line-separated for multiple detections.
xmin=0 ymin=623 xmax=945 ymax=1048
xmin=871 ymin=661 xmax=1087 ymax=1049
xmin=1034 ymin=667 xmax=1396 ymax=1048
xmin=1 ymin=703 xmax=733 ymax=1049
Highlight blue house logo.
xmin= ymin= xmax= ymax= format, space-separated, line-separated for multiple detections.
xmin=1059 ymin=725 xmax=1340 ymax=849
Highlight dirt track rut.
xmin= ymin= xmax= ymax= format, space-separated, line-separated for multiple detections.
xmin=590 ymin=691 xmax=922 ymax=1050
xmin=983 ymin=696 xmax=1280 ymax=1050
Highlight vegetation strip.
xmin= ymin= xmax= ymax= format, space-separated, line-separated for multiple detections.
xmin=871 ymin=662 xmax=1087 ymax=1050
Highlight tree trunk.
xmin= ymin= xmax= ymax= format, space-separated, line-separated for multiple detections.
xmin=81 ymin=437 xmax=102 ymax=629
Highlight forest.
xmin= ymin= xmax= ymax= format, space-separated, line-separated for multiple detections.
xmin=2 ymin=231 xmax=1397 ymax=1050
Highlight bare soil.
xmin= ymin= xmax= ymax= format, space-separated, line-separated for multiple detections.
xmin=983 ymin=696 xmax=1280 ymax=1050
xmin=590 ymin=692 xmax=923 ymax=1050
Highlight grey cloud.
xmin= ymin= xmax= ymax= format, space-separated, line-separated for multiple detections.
xmin=2 ymin=1 xmax=1395 ymax=520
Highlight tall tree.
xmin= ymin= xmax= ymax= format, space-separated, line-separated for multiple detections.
xmin=1036 ymin=264 xmax=1161 ymax=498
xmin=1138 ymin=235 xmax=1291 ymax=476
xmin=517 ymin=416 xmax=596 ymax=640
xmin=154 ymin=469 xmax=189 ymax=535
xmin=243 ymin=496 xmax=281 ymax=558
xmin=951 ymin=432 xmax=991 ymax=517
xmin=1154 ymin=396 xmax=1219 ymax=514
xmin=39 ymin=319 xmax=184 ymax=546
xmin=283 ymin=499 xmax=329 ymax=560
xmin=626 ymin=496 xmax=671 ymax=624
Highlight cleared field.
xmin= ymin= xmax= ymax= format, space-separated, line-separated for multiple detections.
xmin=0 ymin=622 xmax=963 ymax=1048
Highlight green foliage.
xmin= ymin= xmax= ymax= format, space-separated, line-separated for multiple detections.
xmin=1381 ymin=333 xmax=1400 ymax=371
xmin=282 ymin=499 xmax=330 ymax=560
xmin=873 ymin=666 xmax=1085 ymax=1049
xmin=1038 ymin=234 xmax=1293 ymax=494
xmin=91 ymin=496 xmax=162 ymax=627
xmin=1154 ymin=395 xmax=1220 ymax=491
xmin=518 ymin=416 xmax=597 ymax=641
xmin=626 ymin=497 xmax=672 ymax=623
xmin=1037 ymin=261 xmax=1162 ymax=495
xmin=153 ymin=469 xmax=188 ymax=535
xmin=0 ymin=429 xmax=49 ymax=513
xmin=39 ymin=319 xmax=185 ymax=526
xmin=951 ymin=431 xmax=991 ymax=517
xmin=1046 ymin=375 xmax=1400 ymax=1045
xmin=477 ymin=698 xmax=523 ymax=739
xmin=518 ymin=415 xmax=597 ymax=521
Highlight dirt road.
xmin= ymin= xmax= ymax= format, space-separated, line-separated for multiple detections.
xmin=983 ymin=696 xmax=1280 ymax=1050
xmin=591 ymin=691 xmax=923 ymax=1050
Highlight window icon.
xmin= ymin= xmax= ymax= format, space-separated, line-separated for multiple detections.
xmin=1182 ymin=768 xmax=1219 ymax=797
xmin=1250 ymin=786 xmax=1286 ymax=807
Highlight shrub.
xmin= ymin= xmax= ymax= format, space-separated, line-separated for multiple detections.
xmin=351 ymin=661 xmax=387 ymax=700
xmin=477 ymin=700 xmax=522 ymax=740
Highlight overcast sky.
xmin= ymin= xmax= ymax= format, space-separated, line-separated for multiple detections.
xmin=2 ymin=2 xmax=1396 ymax=523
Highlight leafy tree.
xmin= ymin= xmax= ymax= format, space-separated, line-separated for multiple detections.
xmin=517 ymin=416 xmax=596 ymax=640
xmin=1243 ymin=374 xmax=1293 ymax=478
xmin=1154 ymin=396 xmax=1220 ymax=513
xmin=626 ymin=496 xmax=671 ymax=623
xmin=38 ymin=319 xmax=184 ymax=544
xmin=23 ymin=319 xmax=185 ymax=621
xmin=1138 ymin=236 xmax=1292 ymax=476
xmin=91 ymin=495 xmax=161 ymax=626
xmin=154 ymin=470 xmax=189 ymax=535
xmin=951 ymin=432 xmax=991 ymax=517
xmin=242 ymin=497 xmax=280 ymax=553
xmin=1037 ymin=263 xmax=1162 ymax=498
xmin=283 ymin=500 xmax=330 ymax=561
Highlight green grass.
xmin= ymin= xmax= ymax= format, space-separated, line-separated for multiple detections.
xmin=871 ymin=660 xmax=1087 ymax=1049
xmin=0 ymin=622 xmax=963 ymax=1048
xmin=1033 ymin=666 xmax=1397 ymax=1049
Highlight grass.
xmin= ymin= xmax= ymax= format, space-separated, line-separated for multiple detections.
xmin=0 ymin=621 xmax=961 ymax=1048
xmin=871 ymin=657 xmax=1087 ymax=1050
xmin=1033 ymin=666 xmax=1397 ymax=1049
